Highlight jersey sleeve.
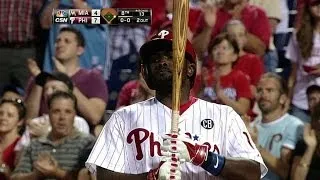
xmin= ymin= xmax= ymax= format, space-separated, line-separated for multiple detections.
xmin=86 ymin=112 xmax=125 ymax=174
xmin=226 ymin=108 xmax=268 ymax=178
xmin=282 ymin=119 xmax=304 ymax=150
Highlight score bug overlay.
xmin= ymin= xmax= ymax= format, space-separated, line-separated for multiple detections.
xmin=52 ymin=8 xmax=151 ymax=25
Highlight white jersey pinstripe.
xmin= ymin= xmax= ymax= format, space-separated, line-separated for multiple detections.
xmin=86 ymin=97 xmax=267 ymax=179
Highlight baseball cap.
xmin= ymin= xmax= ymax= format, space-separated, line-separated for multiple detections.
xmin=36 ymin=72 xmax=74 ymax=90
xmin=307 ymin=0 xmax=320 ymax=6
xmin=1 ymin=84 xmax=25 ymax=97
xmin=139 ymin=29 xmax=197 ymax=65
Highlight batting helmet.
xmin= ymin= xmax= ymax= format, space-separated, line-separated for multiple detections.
xmin=139 ymin=29 xmax=197 ymax=89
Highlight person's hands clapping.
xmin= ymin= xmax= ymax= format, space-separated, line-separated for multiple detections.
xmin=34 ymin=152 xmax=59 ymax=178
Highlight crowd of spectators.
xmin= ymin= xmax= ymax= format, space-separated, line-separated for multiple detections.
xmin=0 ymin=0 xmax=320 ymax=179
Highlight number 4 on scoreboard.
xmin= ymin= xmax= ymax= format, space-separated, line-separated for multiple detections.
xmin=92 ymin=9 xmax=100 ymax=16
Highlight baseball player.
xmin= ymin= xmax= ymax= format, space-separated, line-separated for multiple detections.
xmin=86 ymin=29 xmax=267 ymax=180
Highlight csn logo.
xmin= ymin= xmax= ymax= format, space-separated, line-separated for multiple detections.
xmin=201 ymin=119 xmax=214 ymax=129
xmin=56 ymin=10 xmax=68 ymax=17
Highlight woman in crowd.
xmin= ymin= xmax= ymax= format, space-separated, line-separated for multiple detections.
xmin=286 ymin=0 xmax=320 ymax=123
xmin=192 ymin=33 xmax=252 ymax=116
xmin=291 ymin=102 xmax=320 ymax=179
xmin=0 ymin=99 xmax=25 ymax=179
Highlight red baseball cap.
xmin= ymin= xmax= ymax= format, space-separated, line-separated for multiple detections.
xmin=139 ymin=29 xmax=197 ymax=64
xmin=307 ymin=0 xmax=320 ymax=6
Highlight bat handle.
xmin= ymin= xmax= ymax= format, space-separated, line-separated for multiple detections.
xmin=169 ymin=133 xmax=180 ymax=180
xmin=169 ymin=110 xmax=180 ymax=179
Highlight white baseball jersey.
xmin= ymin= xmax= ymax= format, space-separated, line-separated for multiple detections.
xmin=86 ymin=97 xmax=267 ymax=179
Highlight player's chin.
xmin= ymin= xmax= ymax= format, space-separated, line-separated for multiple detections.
xmin=153 ymin=80 xmax=173 ymax=92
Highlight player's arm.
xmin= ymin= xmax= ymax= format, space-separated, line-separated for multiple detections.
xmin=215 ymin=108 xmax=266 ymax=179
xmin=216 ymin=157 xmax=261 ymax=180
xmin=258 ymin=146 xmax=292 ymax=179
xmin=162 ymin=136 xmax=261 ymax=180
xmin=97 ymin=166 xmax=147 ymax=180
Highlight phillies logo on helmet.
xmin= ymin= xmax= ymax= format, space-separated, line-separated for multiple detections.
xmin=157 ymin=30 xmax=170 ymax=39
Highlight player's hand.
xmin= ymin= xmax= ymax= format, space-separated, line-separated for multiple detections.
xmin=34 ymin=152 xmax=59 ymax=178
xmin=161 ymin=134 xmax=209 ymax=166
xmin=147 ymin=161 xmax=182 ymax=180
xmin=158 ymin=161 xmax=181 ymax=180
xmin=27 ymin=58 xmax=41 ymax=77
xmin=53 ymin=57 xmax=67 ymax=73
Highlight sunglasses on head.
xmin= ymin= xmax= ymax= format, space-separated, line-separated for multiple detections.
xmin=0 ymin=98 xmax=25 ymax=108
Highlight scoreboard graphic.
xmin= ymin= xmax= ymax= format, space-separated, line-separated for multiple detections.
xmin=52 ymin=8 xmax=152 ymax=25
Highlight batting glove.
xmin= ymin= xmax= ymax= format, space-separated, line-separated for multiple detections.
xmin=161 ymin=134 xmax=226 ymax=176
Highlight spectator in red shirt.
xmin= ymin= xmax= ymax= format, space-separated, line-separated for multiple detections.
xmin=0 ymin=99 xmax=26 ymax=179
xmin=193 ymin=0 xmax=271 ymax=57
xmin=149 ymin=0 xmax=203 ymax=40
xmin=116 ymin=73 xmax=155 ymax=109
xmin=225 ymin=20 xmax=265 ymax=95
xmin=192 ymin=33 xmax=252 ymax=116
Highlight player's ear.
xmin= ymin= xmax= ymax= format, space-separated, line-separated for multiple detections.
xmin=187 ymin=62 xmax=196 ymax=78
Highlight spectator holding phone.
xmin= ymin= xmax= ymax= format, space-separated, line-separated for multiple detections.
xmin=286 ymin=0 xmax=320 ymax=123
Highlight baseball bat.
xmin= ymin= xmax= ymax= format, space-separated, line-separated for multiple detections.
xmin=169 ymin=0 xmax=189 ymax=178
xmin=171 ymin=0 xmax=189 ymax=134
